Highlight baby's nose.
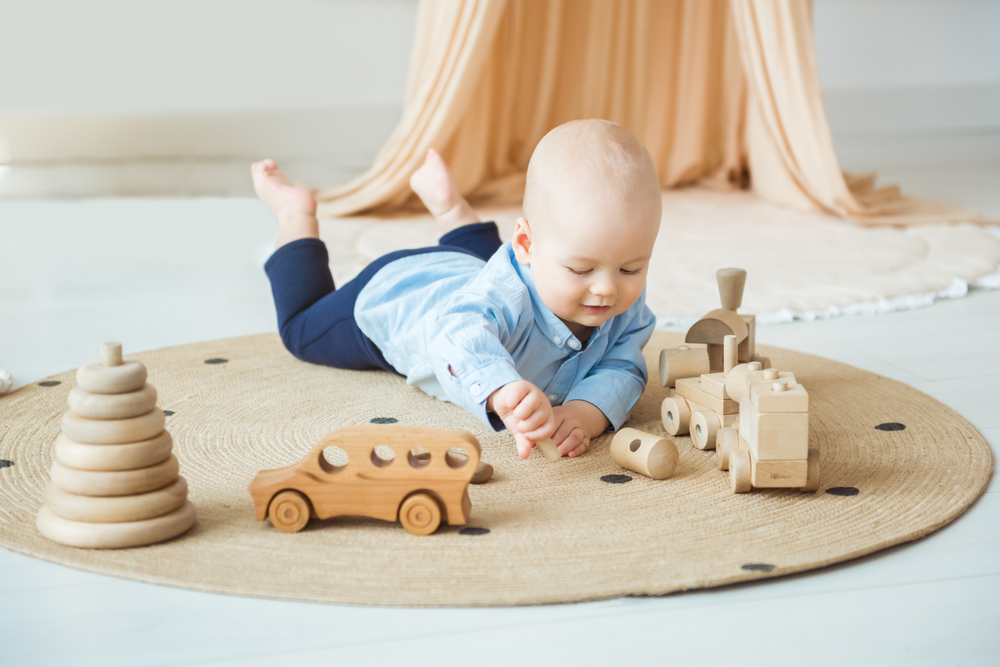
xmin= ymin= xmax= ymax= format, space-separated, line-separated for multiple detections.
xmin=591 ymin=277 xmax=616 ymax=296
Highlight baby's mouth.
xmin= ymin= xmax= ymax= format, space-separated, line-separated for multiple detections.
xmin=582 ymin=305 xmax=611 ymax=314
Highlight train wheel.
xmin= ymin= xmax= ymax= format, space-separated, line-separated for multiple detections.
xmin=730 ymin=451 xmax=752 ymax=494
xmin=268 ymin=490 xmax=311 ymax=533
xmin=802 ymin=448 xmax=821 ymax=492
xmin=661 ymin=393 xmax=691 ymax=436
xmin=691 ymin=410 xmax=721 ymax=450
xmin=716 ymin=428 xmax=739 ymax=470
xmin=399 ymin=492 xmax=442 ymax=536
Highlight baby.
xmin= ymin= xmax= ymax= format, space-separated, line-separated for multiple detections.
xmin=252 ymin=119 xmax=662 ymax=460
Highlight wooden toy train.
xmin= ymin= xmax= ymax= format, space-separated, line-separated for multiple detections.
xmin=659 ymin=269 xmax=820 ymax=494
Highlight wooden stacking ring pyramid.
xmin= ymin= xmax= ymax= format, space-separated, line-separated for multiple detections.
xmin=35 ymin=342 xmax=197 ymax=549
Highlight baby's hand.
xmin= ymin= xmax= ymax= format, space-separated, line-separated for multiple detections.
xmin=551 ymin=404 xmax=591 ymax=458
xmin=488 ymin=381 xmax=557 ymax=459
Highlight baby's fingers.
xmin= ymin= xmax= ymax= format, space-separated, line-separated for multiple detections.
xmin=511 ymin=388 xmax=544 ymax=421
xmin=566 ymin=437 xmax=590 ymax=458
xmin=514 ymin=433 xmax=533 ymax=459
xmin=557 ymin=427 xmax=589 ymax=456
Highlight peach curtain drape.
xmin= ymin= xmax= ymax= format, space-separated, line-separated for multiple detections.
xmin=315 ymin=0 xmax=986 ymax=226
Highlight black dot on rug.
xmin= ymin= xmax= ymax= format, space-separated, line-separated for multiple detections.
xmin=741 ymin=563 xmax=775 ymax=572
xmin=38 ymin=381 xmax=61 ymax=387
xmin=826 ymin=487 xmax=860 ymax=496
xmin=0 ymin=460 xmax=13 ymax=469
xmin=163 ymin=410 xmax=175 ymax=417
xmin=369 ymin=417 xmax=398 ymax=424
xmin=459 ymin=527 xmax=490 ymax=536
xmin=204 ymin=358 xmax=229 ymax=365
xmin=601 ymin=474 xmax=633 ymax=484
xmin=875 ymin=422 xmax=906 ymax=432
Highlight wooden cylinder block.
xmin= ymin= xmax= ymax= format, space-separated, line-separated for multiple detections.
xmin=68 ymin=383 xmax=158 ymax=420
xmin=610 ymin=428 xmax=678 ymax=480
xmin=54 ymin=431 xmax=173 ymax=472
xmin=61 ymin=409 xmax=165 ymax=445
xmin=36 ymin=500 xmax=196 ymax=549
xmin=50 ymin=455 xmax=179 ymax=497
xmin=659 ymin=346 xmax=710 ymax=388
xmin=661 ymin=391 xmax=691 ymax=436
xmin=723 ymin=335 xmax=738 ymax=376
xmin=76 ymin=359 xmax=146 ymax=394
xmin=44 ymin=478 xmax=188 ymax=523
xmin=691 ymin=410 xmax=722 ymax=450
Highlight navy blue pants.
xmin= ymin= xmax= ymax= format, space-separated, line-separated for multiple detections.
xmin=264 ymin=221 xmax=503 ymax=372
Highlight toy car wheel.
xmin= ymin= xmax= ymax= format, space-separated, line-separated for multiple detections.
xmin=399 ymin=492 xmax=442 ymax=536
xmin=730 ymin=450 xmax=752 ymax=494
xmin=268 ymin=490 xmax=311 ymax=533
xmin=716 ymin=428 xmax=739 ymax=470
xmin=802 ymin=447 xmax=821 ymax=492
xmin=661 ymin=393 xmax=691 ymax=436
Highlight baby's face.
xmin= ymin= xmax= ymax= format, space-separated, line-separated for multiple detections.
xmin=513 ymin=190 xmax=660 ymax=336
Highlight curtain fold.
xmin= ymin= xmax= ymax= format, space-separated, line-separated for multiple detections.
xmin=316 ymin=0 xmax=989 ymax=227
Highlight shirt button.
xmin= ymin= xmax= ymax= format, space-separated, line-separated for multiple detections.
xmin=553 ymin=336 xmax=562 ymax=345
xmin=548 ymin=394 xmax=558 ymax=402
xmin=569 ymin=339 xmax=580 ymax=350
xmin=469 ymin=383 xmax=482 ymax=396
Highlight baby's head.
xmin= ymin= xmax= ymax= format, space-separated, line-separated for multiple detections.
xmin=513 ymin=119 xmax=662 ymax=335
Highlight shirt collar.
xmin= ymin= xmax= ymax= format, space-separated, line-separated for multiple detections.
xmin=506 ymin=244 xmax=613 ymax=347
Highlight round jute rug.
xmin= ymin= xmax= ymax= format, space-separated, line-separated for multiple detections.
xmin=0 ymin=332 xmax=992 ymax=606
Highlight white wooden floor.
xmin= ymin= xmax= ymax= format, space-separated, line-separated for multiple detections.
xmin=1 ymin=134 xmax=998 ymax=666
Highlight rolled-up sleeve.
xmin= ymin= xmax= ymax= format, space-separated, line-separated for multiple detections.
xmin=424 ymin=283 xmax=529 ymax=429
xmin=564 ymin=296 xmax=656 ymax=430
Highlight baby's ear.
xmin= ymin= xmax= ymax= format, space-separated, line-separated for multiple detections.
xmin=511 ymin=217 xmax=532 ymax=265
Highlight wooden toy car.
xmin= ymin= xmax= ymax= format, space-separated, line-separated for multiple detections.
xmin=249 ymin=425 xmax=481 ymax=535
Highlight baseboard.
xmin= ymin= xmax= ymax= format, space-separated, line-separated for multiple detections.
xmin=0 ymin=105 xmax=402 ymax=166
xmin=824 ymin=83 xmax=1000 ymax=140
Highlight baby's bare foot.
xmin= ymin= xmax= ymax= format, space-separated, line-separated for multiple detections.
xmin=409 ymin=149 xmax=481 ymax=233
xmin=251 ymin=160 xmax=319 ymax=250
xmin=252 ymin=159 xmax=316 ymax=217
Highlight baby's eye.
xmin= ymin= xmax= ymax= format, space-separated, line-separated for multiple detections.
xmin=567 ymin=267 xmax=592 ymax=276
xmin=620 ymin=268 xmax=642 ymax=276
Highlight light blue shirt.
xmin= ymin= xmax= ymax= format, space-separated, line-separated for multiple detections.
xmin=354 ymin=242 xmax=655 ymax=431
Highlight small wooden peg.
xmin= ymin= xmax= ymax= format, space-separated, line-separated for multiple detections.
xmin=764 ymin=368 xmax=780 ymax=380
xmin=101 ymin=342 xmax=123 ymax=367
xmin=773 ymin=380 xmax=789 ymax=392
xmin=535 ymin=438 xmax=562 ymax=462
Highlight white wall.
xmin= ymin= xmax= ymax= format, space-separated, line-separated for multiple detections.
xmin=814 ymin=0 xmax=1000 ymax=138
xmin=815 ymin=0 xmax=1000 ymax=90
xmin=0 ymin=0 xmax=997 ymax=192
xmin=0 ymin=0 xmax=416 ymax=113
xmin=0 ymin=0 xmax=417 ymax=169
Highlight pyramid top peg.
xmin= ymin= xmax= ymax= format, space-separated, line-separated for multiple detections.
xmin=717 ymin=268 xmax=747 ymax=311
xmin=100 ymin=342 xmax=123 ymax=367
